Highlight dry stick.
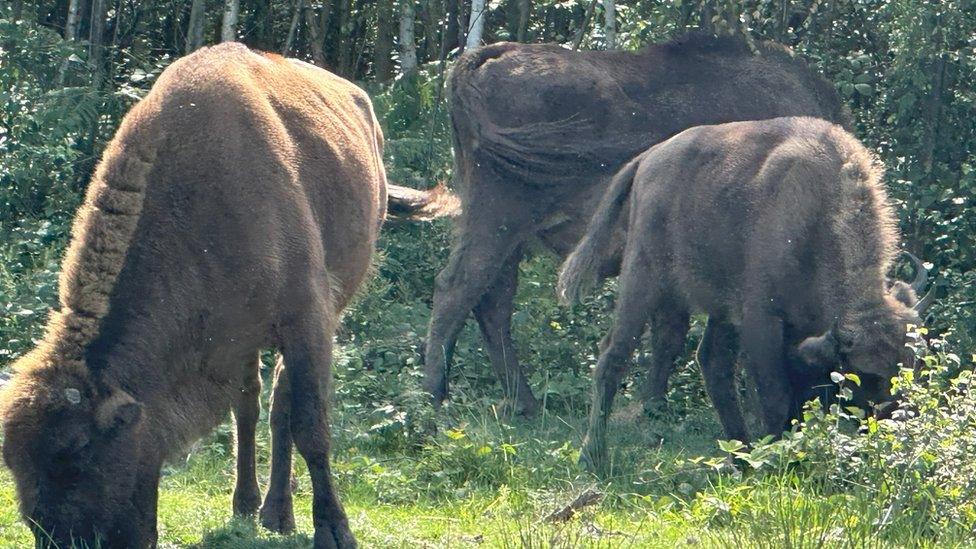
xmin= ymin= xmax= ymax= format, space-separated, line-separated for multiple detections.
xmin=543 ymin=488 xmax=605 ymax=523
xmin=572 ymin=0 xmax=598 ymax=51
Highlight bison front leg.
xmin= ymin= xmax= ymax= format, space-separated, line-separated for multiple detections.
xmin=260 ymin=355 xmax=296 ymax=534
xmin=232 ymin=356 xmax=262 ymax=517
xmin=697 ymin=317 xmax=749 ymax=442
xmin=473 ymin=247 xmax=539 ymax=417
xmin=739 ymin=312 xmax=793 ymax=437
xmin=282 ymin=305 xmax=355 ymax=549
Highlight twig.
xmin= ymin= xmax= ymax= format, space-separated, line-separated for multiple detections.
xmin=544 ymin=487 xmax=604 ymax=523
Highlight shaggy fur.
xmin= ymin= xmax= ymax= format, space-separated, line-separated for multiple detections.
xmin=557 ymin=117 xmax=921 ymax=470
xmin=1 ymin=43 xmax=385 ymax=549
xmin=424 ymin=32 xmax=850 ymax=416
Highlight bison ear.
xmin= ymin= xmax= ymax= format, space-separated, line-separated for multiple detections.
xmin=797 ymin=329 xmax=840 ymax=367
xmin=887 ymin=280 xmax=918 ymax=309
xmin=95 ymin=389 xmax=143 ymax=433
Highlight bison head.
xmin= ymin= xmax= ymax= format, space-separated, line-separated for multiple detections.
xmin=795 ymin=253 xmax=935 ymax=407
xmin=1 ymin=366 xmax=148 ymax=548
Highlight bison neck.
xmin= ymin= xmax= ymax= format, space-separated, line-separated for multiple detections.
xmin=83 ymin=221 xmax=272 ymax=459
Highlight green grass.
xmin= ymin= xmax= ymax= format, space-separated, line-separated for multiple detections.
xmin=2 ymin=393 xmax=973 ymax=548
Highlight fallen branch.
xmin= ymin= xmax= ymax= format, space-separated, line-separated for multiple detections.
xmin=544 ymin=488 xmax=604 ymax=523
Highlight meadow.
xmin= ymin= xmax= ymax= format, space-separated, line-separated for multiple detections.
xmin=3 ymin=1 xmax=976 ymax=546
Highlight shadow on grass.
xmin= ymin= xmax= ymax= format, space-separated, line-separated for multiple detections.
xmin=190 ymin=518 xmax=311 ymax=549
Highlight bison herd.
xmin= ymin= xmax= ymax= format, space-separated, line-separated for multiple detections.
xmin=0 ymin=35 xmax=935 ymax=548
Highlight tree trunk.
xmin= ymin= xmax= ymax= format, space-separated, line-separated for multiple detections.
xmin=336 ymin=0 xmax=352 ymax=75
xmin=89 ymin=0 xmax=108 ymax=88
xmin=399 ymin=0 xmax=418 ymax=74
xmin=65 ymin=0 xmax=83 ymax=40
xmin=516 ymin=0 xmax=530 ymax=42
xmin=221 ymin=0 xmax=239 ymax=42
xmin=282 ymin=0 xmax=304 ymax=53
xmin=304 ymin=2 xmax=333 ymax=68
xmin=442 ymin=0 xmax=460 ymax=57
xmin=186 ymin=0 xmax=206 ymax=54
xmin=602 ymin=0 xmax=615 ymax=49
xmin=465 ymin=0 xmax=486 ymax=49
xmin=374 ymin=0 xmax=395 ymax=81
xmin=572 ymin=0 xmax=596 ymax=50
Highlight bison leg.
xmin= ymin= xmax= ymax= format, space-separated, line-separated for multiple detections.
xmin=739 ymin=312 xmax=793 ymax=437
xmin=424 ymin=200 xmax=533 ymax=408
xmin=635 ymin=309 xmax=690 ymax=411
xmin=232 ymin=356 xmax=262 ymax=517
xmin=580 ymin=263 xmax=657 ymax=473
xmin=472 ymin=246 xmax=539 ymax=417
xmin=282 ymin=307 xmax=355 ymax=549
xmin=260 ymin=356 xmax=296 ymax=534
xmin=697 ymin=317 xmax=750 ymax=442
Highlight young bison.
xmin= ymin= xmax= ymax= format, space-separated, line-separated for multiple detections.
xmin=558 ymin=117 xmax=929 ymax=470
xmin=424 ymin=33 xmax=850 ymax=417
xmin=0 ymin=43 xmax=386 ymax=548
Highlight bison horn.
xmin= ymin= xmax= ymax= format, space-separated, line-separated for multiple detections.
xmin=913 ymin=284 xmax=937 ymax=315
xmin=902 ymin=252 xmax=928 ymax=294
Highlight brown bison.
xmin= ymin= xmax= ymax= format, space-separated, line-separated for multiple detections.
xmin=423 ymin=33 xmax=850 ymax=417
xmin=558 ymin=117 xmax=930 ymax=470
xmin=0 ymin=43 xmax=387 ymax=548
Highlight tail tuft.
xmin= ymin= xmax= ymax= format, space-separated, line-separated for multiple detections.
xmin=386 ymin=182 xmax=461 ymax=222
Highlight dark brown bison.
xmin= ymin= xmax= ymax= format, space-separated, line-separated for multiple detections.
xmin=0 ymin=43 xmax=387 ymax=548
xmin=558 ymin=117 xmax=930 ymax=470
xmin=423 ymin=33 xmax=850 ymax=417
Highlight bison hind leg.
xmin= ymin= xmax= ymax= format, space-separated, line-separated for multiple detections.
xmin=232 ymin=355 xmax=263 ymax=517
xmin=260 ymin=355 xmax=297 ymax=534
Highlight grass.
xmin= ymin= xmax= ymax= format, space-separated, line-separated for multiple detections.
xmin=2 ymin=386 xmax=973 ymax=548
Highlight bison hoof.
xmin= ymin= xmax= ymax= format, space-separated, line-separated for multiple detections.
xmin=314 ymin=522 xmax=357 ymax=549
xmin=259 ymin=497 xmax=296 ymax=534
xmin=233 ymin=490 xmax=262 ymax=517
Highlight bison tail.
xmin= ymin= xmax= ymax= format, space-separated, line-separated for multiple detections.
xmin=557 ymin=156 xmax=641 ymax=305
xmin=386 ymin=182 xmax=461 ymax=221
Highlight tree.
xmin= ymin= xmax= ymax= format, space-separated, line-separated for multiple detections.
xmin=186 ymin=0 xmax=206 ymax=53
xmin=517 ymin=0 xmax=530 ymax=42
xmin=221 ymin=0 xmax=240 ymax=43
xmin=603 ymin=0 xmax=616 ymax=49
xmin=304 ymin=2 xmax=333 ymax=68
xmin=282 ymin=0 xmax=304 ymax=53
xmin=64 ymin=0 xmax=84 ymax=41
xmin=399 ymin=0 xmax=417 ymax=74
xmin=466 ymin=0 xmax=486 ymax=49
xmin=89 ymin=0 xmax=108 ymax=88
xmin=374 ymin=0 xmax=395 ymax=81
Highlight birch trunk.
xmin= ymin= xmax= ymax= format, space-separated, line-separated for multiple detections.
xmin=399 ymin=0 xmax=418 ymax=74
xmin=89 ymin=0 xmax=108 ymax=88
xmin=465 ymin=0 xmax=486 ymax=49
xmin=221 ymin=0 xmax=240 ymax=43
xmin=186 ymin=0 xmax=206 ymax=53
xmin=65 ymin=0 xmax=83 ymax=40
xmin=517 ymin=0 xmax=530 ymax=42
xmin=603 ymin=0 xmax=616 ymax=49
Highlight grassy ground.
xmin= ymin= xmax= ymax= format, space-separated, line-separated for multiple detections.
xmin=2 ymin=389 xmax=972 ymax=548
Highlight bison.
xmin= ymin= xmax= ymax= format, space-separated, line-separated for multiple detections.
xmin=557 ymin=117 xmax=930 ymax=470
xmin=423 ymin=33 xmax=850 ymax=417
xmin=0 ymin=43 xmax=387 ymax=548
